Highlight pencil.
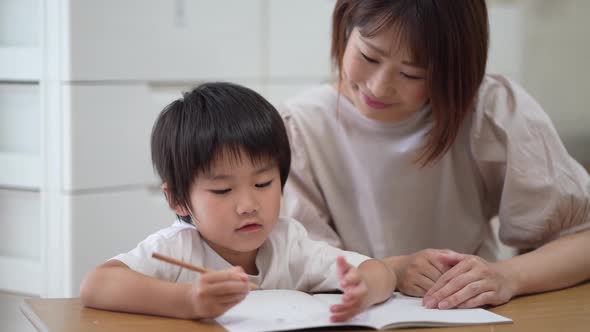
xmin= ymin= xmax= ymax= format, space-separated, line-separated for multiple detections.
xmin=151 ymin=252 xmax=258 ymax=289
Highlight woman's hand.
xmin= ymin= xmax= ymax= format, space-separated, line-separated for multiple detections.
xmin=186 ymin=266 xmax=250 ymax=319
xmin=423 ymin=254 xmax=517 ymax=309
xmin=330 ymin=256 xmax=370 ymax=322
xmin=394 ymin=249 xmax=463 ymax=297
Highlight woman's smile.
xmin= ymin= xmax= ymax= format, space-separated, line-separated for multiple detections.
xmin=360 ymin=90 xmax=394 ymax=109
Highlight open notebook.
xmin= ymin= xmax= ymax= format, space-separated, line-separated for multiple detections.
xmin=216 ymin=290 xmax=512 ymax=332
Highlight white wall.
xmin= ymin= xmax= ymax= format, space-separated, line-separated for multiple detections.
xmin=487 ymin=0 xmax=590 ymax=163
xmin=520 ymin=0 xmax=590 ymax=162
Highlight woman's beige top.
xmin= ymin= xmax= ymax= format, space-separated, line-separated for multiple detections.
xmin=278 ymin=74 xmax=590 ymax=261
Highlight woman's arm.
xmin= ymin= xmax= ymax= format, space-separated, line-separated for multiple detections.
xmin=422 ymin=229 xmax=590 ymax=309
xmin=498 ymin=228 xmax=590 ymax=295
xmin=383 ymin=249 xmax=461 ymax=296
xmin=420 ymin=75 xmax=590 ymax=309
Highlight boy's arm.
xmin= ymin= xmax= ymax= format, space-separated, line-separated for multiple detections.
xmin=81 ymin=260 xmax=250 ymax=319
xmin=358 ymin=258 xmax=397 ymax=305
xmin=80 ymin=260 xmax=195 ymax=319
xmin=330 ymin=256 xmax=396 ymax=322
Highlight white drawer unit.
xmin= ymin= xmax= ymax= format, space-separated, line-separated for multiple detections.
xmin=67 ymin=188 xmax=175 ymax=296
xmin=63 ymin=0 xmax=264 ymax=81
xmin=62 ymin=84 xmax=165 ymax=191
xmin=0 ymin=0 xmax=40 ymax=81
xmin=0 ymin=84 xmax=41 ymax=189
xmin=0 ymin=189 xmax=41 ymax=295
xmin=268 ymin=0 xmax=335 ymax=80
xmin=0 ymin=47 xmax=41 ymax=81
xmin=0 ymin=0 xmax=332 ymax=297
xmin=265 ymin=83 xmax=324 ymax=106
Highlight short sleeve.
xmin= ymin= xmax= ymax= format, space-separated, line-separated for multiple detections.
xmin=278 ymin=104 xmax=343 ymax=248
xmin=111 ymin=224 xmax=195 ymax=282
xmin=471 ymin=74 xmax=590 ymax=248
xmin=284 ymin=219 xmax=370 ymax=293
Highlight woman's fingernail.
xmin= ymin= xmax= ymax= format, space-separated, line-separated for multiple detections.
xmin=424 ymin=298 xmax=437 ymax=308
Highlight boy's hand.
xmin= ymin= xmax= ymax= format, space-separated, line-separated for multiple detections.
xmin=186 ymin=266 xmax=250 ymax=319
xmin=330 ymin=256 xmax=370 ymax=322
xmin=396 ymin=249 xmax=463 ymax=297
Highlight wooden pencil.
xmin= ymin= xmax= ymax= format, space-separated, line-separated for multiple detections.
xmin=151 ymin=252 xmax=258 ymax=289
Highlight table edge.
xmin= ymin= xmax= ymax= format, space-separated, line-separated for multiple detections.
xmin=20 ymin=299 xmax=49 ymax=332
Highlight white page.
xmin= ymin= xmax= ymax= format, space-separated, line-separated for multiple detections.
xmin=314 ymin=292 xmax=512 ymax=329
xmin=217 ymin=290 xmax=511 ymax=332
xmin=216 ymin=289 xmax=348 ymax=332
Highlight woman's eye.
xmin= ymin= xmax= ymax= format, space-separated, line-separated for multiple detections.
xmin=360 ymin=52 xmax=379 ymax=64
xmin=210 ymin=188 xmax=231 ymax=195
xmin=255 ymin=180 xmax=273 ymax=188
xmin=400 ymin=72 xmax=422 ymax=80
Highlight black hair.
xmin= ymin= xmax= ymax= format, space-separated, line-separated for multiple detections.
xmin=151 ymin=82 xmax=291 ymax=223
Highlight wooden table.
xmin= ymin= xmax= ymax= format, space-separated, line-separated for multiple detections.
xmin=21 ymin=282 xmax=590 ymax=332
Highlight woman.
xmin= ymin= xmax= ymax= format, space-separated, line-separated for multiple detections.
xmin=279 ymin=0 xmax=590 ymax=309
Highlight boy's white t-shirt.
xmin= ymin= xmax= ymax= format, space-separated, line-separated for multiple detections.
xmin=112 ymin=217 xmax=370 ymax=292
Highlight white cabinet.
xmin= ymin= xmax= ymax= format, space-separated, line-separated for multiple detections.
xmin=64 ymin=0 xmax=264 ymax=81
xmin=68 ymin=189 xmax=174 ymax=295
xmin=0 ymin=47 xmax=41 ymax=81
xmin=62 ymin=84 xmax=166 ymax=190
xmin=0 ymin=84 xmax=41 ymax=189
xmin=268 ymin=0 xmax=334 ymax=80
xmin=1 ymin=0 xmax=335 ymax=297
xmin=0 ymin=189 xmax=41 ymax=294
xmin=0 ymin=0 xmax=43 ymax=296
xmin=0 ymin=0 xmax=40 ymax=81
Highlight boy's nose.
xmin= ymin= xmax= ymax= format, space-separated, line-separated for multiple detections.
xmin=236 ymin=194 xmax=259 ymax=215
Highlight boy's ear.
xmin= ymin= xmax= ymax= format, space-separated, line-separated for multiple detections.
xmin=161 ymin=183 xmax=190 ymax=217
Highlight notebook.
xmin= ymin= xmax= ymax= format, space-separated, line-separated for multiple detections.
xmin=216 ymin=290 xmax=512 ymax=332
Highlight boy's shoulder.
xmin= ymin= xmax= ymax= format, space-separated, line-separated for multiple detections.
xmin=142 ymin=220 xmax=198 ymax=244
xmin=267 ymin=217 xmax=310 ymax=242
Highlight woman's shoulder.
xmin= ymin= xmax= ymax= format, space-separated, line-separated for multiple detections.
xmin=276 ymin=84 xmax=343 ymax=147
xmin=277 ymin=84 xmax=339 ymax=119
xmin=471 ymin=74 xmax=550 ymax=133
xmin=475 ymin=74 xmax=544 ymax=117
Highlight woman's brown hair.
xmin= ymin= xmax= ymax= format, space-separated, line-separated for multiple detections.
xmin=331 ymin=0 xmax=489 ymax=165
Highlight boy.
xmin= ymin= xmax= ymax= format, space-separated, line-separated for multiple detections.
xmin=80 ymin=82 xmax=396 ymax=322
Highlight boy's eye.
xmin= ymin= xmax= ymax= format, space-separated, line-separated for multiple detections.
xmin=360 ymin=51 xmax=379 ymax=64
xmin=255 ymin=180 xmax=273 ymax=188
xmin=210 ymin=188 xmax=231 ymax=195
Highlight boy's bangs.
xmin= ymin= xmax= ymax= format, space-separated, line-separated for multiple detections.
xmin=201 ymin=143 xmax=278 ymax=176
xmin=189 ymin=94 xmax=286 ymax=179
